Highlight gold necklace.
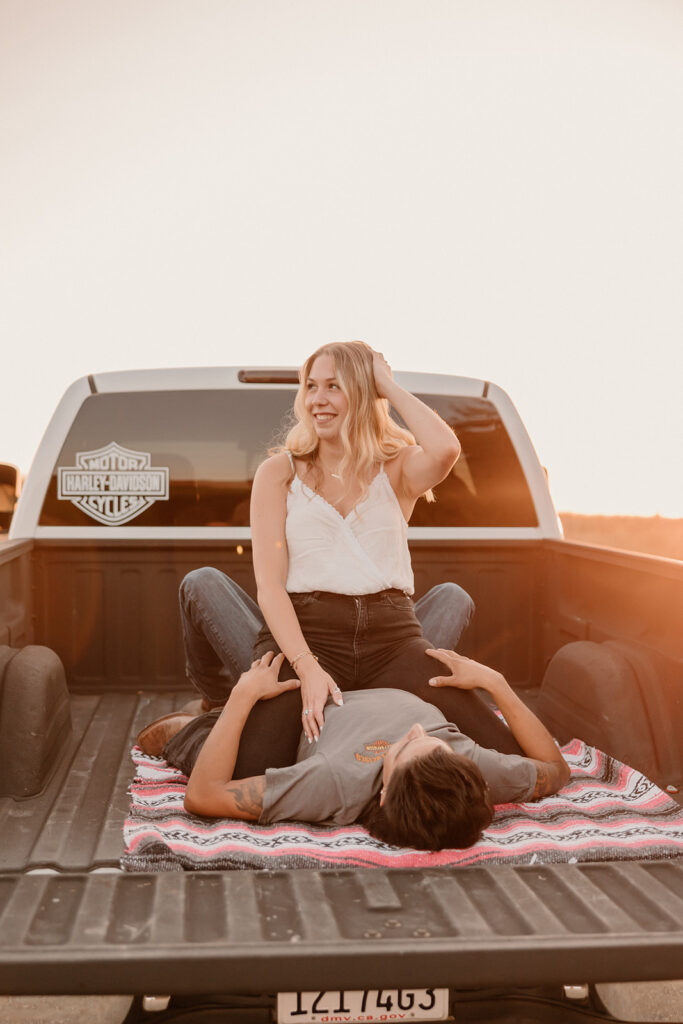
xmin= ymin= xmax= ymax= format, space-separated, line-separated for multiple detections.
xmin=318 ymin=457 xmax=343 ymax=481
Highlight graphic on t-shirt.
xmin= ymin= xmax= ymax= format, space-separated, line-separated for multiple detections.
xmin=354 ymin=739 xmax=390 ymax=763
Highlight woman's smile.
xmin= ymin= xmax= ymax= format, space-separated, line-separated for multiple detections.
xmin=305 ymin=354 xmax=349 ymax=438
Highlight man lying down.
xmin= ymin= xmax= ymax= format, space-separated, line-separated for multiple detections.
xmin=139 ymin=650 xmax=570 ymax=852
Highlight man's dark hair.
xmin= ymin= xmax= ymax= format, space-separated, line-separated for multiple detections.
xmin=360 ymin=747 xmax=494 ymax=851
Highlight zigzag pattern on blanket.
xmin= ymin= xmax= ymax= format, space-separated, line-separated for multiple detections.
xmin=121 ymin=738 xmax=683 ymax=872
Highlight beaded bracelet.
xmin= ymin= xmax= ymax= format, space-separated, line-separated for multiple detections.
xmin=290 ymin=650 xmax=319 ymax=670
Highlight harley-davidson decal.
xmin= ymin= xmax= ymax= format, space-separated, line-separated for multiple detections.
xmin=57 ymin=442 xmax=169 ymax=525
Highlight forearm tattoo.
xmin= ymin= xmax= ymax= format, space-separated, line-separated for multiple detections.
xmin=533 ymin=762 xmax=551 ymax=799
xmin=228 ymin=777 xmax=265 ymax=816
xmin=532 ymin=760 xmax=567 ymax=799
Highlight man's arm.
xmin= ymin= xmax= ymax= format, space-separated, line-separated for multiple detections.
xmin=427 ymin=649 xmax=571 ymax=798
xmin=184 ymin=651 xmax=299 ymax=819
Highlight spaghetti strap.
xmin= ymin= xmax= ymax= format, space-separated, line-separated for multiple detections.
xmin=286 ymin=450 xmax=295 ymax=472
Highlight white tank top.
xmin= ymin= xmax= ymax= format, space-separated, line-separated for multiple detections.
xmin=285 ymin=459 xmax=414 ymax=596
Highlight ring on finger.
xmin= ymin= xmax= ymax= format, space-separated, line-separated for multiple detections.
xmin=303 ymin=708 xmax=311 ymax=716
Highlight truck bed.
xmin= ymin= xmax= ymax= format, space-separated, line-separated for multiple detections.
xmin=0 ymin=689 xmax=177 ymax=874
xmin=1 ymin=690 xmax=682 ymax=996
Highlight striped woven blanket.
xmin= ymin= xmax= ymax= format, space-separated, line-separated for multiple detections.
xmin=121 ymin=739 xmax=683 ymax=871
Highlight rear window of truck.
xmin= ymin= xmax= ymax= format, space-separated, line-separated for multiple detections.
xmin=39 ymin=391 xmax=537 ymax=528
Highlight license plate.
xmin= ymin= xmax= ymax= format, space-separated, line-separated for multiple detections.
xmin=277 ymin=988 xmax=449 ymax=1024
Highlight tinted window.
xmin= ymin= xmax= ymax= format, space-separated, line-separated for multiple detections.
xmin=40 ymin=391 xmax=295 ymax=527
xmin=40 ymin=390 xmax=536 ymax=527
xmin=410 ymin=396 xmax=537 ymax=527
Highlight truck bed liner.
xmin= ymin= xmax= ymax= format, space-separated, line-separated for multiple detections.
xmin=0 ymin=690 xmax=180 ymax=873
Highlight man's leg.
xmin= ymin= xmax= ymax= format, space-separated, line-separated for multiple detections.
xmin=414 ymin=582 xmax=475 ymax=649
xmin=163 ymin=690 xmax=304 ymax=779
xmin=361 ymin=595 xmax=522 ymax=754
xmin=179 ymin=568 xmax=264 ymax=706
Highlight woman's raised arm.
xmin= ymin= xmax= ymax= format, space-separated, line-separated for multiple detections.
xmin=372 ymin=351 xmax=461 ymax=505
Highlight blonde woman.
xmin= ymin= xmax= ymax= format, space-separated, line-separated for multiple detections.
xmin=251 ymin=340 xmax=466 ymax=741
xmin=141 ymin=342 xmax=522 ymax=779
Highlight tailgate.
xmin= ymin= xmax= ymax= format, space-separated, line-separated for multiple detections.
xmin=1 ymin=862 xmax=682 ymax=994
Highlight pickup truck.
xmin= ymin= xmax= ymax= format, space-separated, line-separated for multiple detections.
xmin=1 ymin=367 xmax=681 ymax=1024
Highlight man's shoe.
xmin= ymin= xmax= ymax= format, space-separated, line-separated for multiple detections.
xmin=136 ymin=712 xmax=196 ymax=757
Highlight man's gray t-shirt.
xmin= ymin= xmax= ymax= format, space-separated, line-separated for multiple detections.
xmin=259 ymin=689 xmax=536 ymax=826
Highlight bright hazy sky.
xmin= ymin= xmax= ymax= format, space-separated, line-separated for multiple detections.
xmin=2 ymin=1 xmax=682 ymax=516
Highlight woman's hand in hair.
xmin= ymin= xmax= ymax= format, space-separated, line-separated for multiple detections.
xmin=426 ymin=649 xmax=506 ymax=694
xmin=371 ymin=349 xmax=395 ymax=399
xmin=296 ymin=660 xmax=344 ymax=742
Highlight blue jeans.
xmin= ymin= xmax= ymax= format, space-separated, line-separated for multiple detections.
xmin=179 ymin=567 xmax=475 ymax=705
xmin=167 ymin=569 xmax=522 ymax=778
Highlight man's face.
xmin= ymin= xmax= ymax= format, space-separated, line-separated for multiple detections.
xmin=380 ymin=723 xmax=450 ymax=804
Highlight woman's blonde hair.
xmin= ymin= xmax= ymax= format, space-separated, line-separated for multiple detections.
xmin=278 ymin=340 xmax=434 ymax=502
